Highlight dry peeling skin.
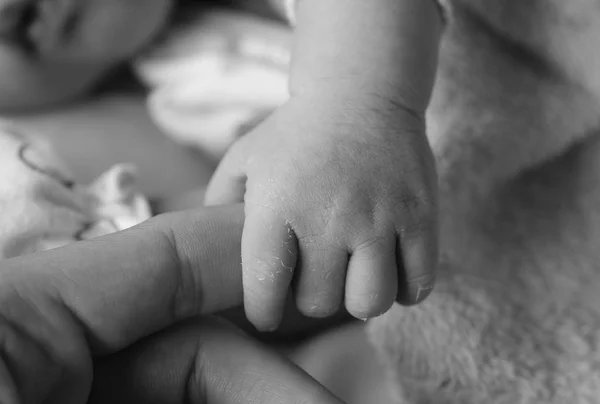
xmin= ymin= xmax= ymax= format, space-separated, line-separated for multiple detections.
xmin=0 ymin=125 xmax=151 ymax=259
xmin=367 ymin=1 xmax=600 ymax=403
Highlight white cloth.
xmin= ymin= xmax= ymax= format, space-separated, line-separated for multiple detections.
xmin=0 ymin=124 xmax=150 ymax=259
xmin=134 ymin=8 xmax=291 ymax=160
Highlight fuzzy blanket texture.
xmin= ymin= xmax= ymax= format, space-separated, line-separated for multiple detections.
xmin=367 ymin=1 xmax=600 ymax=403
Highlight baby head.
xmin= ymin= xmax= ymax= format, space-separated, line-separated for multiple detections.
xmin=0 ymin=0 xmax=172 ymax=110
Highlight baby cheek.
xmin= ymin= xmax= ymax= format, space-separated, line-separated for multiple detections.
xmin=75 ymin=0 xmax=172 ymax=62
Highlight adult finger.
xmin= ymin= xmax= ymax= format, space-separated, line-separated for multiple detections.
xmin=89 ymin=317 xmax=345 ymax=404
xmin=204 ymin=139 xmax=247 ymax=206
xmin=2 ymin=205 xmax=245 ymax=354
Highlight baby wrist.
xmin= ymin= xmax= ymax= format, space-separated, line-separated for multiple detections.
xmin=269 ymin=0 xmax=445 ymax=27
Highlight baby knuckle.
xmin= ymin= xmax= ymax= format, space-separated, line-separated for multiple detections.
xmin=354 ymin=235 xmax=388 ymax=253
xmin=244 ymin=198 xmax=287 ymax=220
xmin=400 ymin=213 xmax=437 ymax=238
xmin=395 ymin=189 xmax=435 ymax=219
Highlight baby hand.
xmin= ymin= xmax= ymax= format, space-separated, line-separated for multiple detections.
xmin=205 ymin=92 xmax=438 ymax=331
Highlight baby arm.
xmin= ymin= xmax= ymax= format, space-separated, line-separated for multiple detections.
xmin=205 ymin=0 xmax=443 ymax=331
xmin=288 ymin=0 xmax=441 ymax=111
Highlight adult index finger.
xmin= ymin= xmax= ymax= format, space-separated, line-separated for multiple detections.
xmin=1 ymin=205 xmax=245 ymax=354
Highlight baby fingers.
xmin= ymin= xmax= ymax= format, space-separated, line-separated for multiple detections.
xmin=293 ymin=243 xmax=348 ymax=318
xmin=345 ymin=233 xmax=398 ymax=319
xmin=395 ymin=217 xmax=438 ymax=306
xmin=241 ymin=205 xmax=298 ymax=332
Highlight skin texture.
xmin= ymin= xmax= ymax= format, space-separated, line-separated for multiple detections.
xmin=205 ymin=0 xmax=443 ymax=331
xmin=0 ymin=0 xmax=443 ymax=333
xmin=0 ymin=0 xmax=171 ymax=110
xmin=0 ymin=205 xmax=345 ymax=404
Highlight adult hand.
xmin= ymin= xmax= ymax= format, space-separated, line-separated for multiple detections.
xmin=0 ymin=204 xmax=344 ymax=404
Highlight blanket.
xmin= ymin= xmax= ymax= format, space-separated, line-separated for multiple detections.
xmin=367 ymin=1 xmax=600 ymax=402
xmin=0 ymin=124 xmax=150 ymax=259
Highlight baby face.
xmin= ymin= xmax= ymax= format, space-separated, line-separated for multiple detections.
xmin=0 ymin=0 xmax=172 ymax=110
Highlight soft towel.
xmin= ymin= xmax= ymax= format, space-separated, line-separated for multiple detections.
xmin=367 ymin=1 xmax=600 ymax=402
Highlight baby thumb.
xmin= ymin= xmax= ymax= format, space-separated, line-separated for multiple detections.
xmin=204 ymin=142 xmax=247 ymax=206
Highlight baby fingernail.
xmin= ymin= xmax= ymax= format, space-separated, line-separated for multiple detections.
xmin=397 ymin=275 xmax=435 ymax=306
